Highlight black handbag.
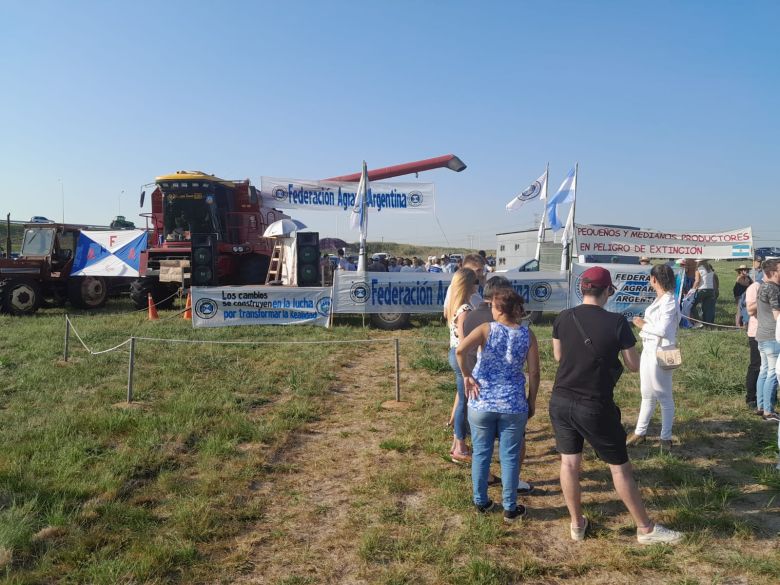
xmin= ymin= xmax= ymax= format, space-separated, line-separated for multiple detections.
xmin=570 ymin=309 xmax=623 ymax=386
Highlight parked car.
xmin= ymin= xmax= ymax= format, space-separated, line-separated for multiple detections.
xmin=495 ymin=257 xmax=539 ymax=272
xmin=29 ymin=216 xmax=53 ymax=223
xmin=755 ymin=246 xmax=780 ymax=258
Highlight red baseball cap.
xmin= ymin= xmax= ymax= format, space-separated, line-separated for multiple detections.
xmin=580 ymin=266 xmax=614 ymax=292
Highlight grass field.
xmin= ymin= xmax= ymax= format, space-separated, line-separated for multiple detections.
xmin=1 ymin=262 xmax=779 ymax=584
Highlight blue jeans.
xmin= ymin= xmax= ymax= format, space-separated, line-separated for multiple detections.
xmin=448 ymin=348 xmax=468 ymax=441
xmin=757 ymin=340 xmax=780 ymax=413
xmin=468 ymin=409 xmax=528 ymax=511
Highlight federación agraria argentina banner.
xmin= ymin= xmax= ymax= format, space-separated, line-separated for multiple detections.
xmin=569 ymin=263 xmax=683 ymax=320
xmin=574 ymin=224 xmax=753 ymax=260
xmin=332 ymin=271 xmax=569 ymax=314
xmin=260 ymin=177 xmax=435 ymax=213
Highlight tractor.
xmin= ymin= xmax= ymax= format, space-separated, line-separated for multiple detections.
xmin=0 ymin=222 xmax=111 ymax=315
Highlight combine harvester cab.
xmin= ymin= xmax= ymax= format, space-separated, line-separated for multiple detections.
xmin=132 ymin=172 xmax=289 ymax=308
xmin=0 ymin=223 xmax=109 ymax=315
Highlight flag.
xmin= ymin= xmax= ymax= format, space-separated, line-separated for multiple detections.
xmin=506 ymin=169 xmax=547 ymax=211
xmin=561 ymin=202 xmax=575 ymax=244
xmin=547 ymin=167 xmax=576 ymax=231
xmin=349 ymin=161 xmax=369 ymax=234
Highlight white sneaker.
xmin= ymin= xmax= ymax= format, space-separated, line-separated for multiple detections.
xmin=570 ymin=516 xmax=588 ymax=541
xmin=637 ymin=524 xmax=683 ymax=545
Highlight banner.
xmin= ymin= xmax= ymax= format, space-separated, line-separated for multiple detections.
xmin=569 ymin=263 xmax=682 ymax=320
xmin=332 ymin=270 xmax=569 ymax=314
xmin=191 ymin=286 xmax=331 ymax=328
xmin=71 ymin=230 xmax=147 ymax=277
xmin=574 ymin=224 xmax=752 ymax=260
xmin=261 ymin=177 xmax=435 ymax=214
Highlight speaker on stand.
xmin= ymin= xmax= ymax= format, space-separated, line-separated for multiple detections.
xmin=191 ymin=233 xmax=218 ymax=286
xmin=295 ymin=232 xmax=320 ymax=286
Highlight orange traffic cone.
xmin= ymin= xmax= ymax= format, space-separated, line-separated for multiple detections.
xmin=147 ymin=292 xmax=159 ymax=320
xmin=182 ymin=291 xmax=192 ymax=320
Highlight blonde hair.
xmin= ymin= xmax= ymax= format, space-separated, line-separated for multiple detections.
xmin=444 ymin=268 xmax=478 ymax=322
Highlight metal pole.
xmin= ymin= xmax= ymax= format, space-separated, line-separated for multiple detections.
xmin=394 ymin=338 xmax=401 ymax=401
xmin=63 ymin=315 xmax=70 ymax=362
xmin=534 ymin=163 xmax=549 ymax=263
xmin=127 ymin=337 xmax=136 ymax=403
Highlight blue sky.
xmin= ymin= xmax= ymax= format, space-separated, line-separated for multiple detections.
xmin=1 ymin=1 xmax=778 ymax=248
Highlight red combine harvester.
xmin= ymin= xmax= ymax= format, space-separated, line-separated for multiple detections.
xmin=131 ymin=155 xmax=466 ymax=310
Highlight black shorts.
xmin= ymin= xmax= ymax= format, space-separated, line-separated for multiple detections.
xmin=548 ymin=392 xmax=628 ymax=465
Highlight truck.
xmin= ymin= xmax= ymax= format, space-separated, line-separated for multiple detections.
xmin=0 ymin=221 xmax=116 ymax=315
xmin=131 ymin=155 xmax=467 ymax=328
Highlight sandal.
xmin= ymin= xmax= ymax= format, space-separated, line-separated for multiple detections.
xmin=451 ymin=450 xmax=472 ymax=464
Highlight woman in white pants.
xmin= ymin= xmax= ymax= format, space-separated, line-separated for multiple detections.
xmin=627 ymin=264 xmax=680 ymax=449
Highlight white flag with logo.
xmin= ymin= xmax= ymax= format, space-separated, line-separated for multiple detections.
xmin=506 ymin=169 xmax=547 ymax=211
xmin=349 ymin=161 xmax=369 ymax=234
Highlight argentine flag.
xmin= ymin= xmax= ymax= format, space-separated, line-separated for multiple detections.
xmin=547 ymin=167 xmax=576 ymax=231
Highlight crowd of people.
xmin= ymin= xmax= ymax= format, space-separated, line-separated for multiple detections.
xmin=441 ymin=253 xmax=780 ymax=544
xmin=326 ymin=248 xmax=494 ymax=274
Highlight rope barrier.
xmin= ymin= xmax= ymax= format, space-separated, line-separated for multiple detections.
xmin=682 ymin=316 xmax=744 ymax=331
xmin=133 ymin=336 xmax=398 ymax=346
xmin=65 ymin=316 xmax=133 ymax=355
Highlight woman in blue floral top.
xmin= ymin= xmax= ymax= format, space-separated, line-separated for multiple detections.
xmin=456 ymin=288 xmax=540 ymax=522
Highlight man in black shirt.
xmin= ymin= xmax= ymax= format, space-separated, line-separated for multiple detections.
xmin=550 ymin=266 xmax=683 ymax=545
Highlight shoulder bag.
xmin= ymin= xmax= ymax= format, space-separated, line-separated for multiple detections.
xmin=656 ymin=344 xmax=682 ymax=370
xmin=570 ymin=309 xmax=623 ymax=386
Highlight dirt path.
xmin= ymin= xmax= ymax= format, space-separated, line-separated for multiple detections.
xmin=229 ymin=345 xmax=780 ymax=585
xmin=232 ymin=348 xmax=400 ymax=584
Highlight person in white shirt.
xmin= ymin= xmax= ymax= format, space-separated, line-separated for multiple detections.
xmin=627 ymin=265 xmax=680 ymax=449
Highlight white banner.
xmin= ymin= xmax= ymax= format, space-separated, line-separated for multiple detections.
xmin=191 ymin=286 xmax=331 ymax=328
xmin=574 ymin=224 xmax=752 ymax=260
xmin=569 ymin=263 xmax=683 ymax=320
xmin=332 ymin=270 xmax=569 ymax=314
xmin=261 ymin=177 xmax=435 ymax=213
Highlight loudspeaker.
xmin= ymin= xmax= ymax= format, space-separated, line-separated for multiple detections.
xmin=191 ymin=233 xmax=218 ymax=286
xmin=295 ymin=231 xmax=320 ymax=287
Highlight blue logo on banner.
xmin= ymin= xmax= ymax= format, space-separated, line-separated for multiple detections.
xmin=731 ymin=244 xmax=750 ymax=257
xmin=316 ymin=296 xmax=331 ymax=316
xmin=531 ymin=282 xmax=552 ymax=302
xmin=408 ymin=191 xmax=423 ymax=207
xmin=350 ymin=283 xmax=370 ymax=303
xmin=195 ymin=298 xmax=218 ymax=319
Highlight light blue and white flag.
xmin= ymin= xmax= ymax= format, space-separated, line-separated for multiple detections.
xmin=547 ymin=167 xmax=577 ymax=231
xmin=506 ymin=169 xmax=547 ymax=211
xmin=350 ymin=161 xmax=369 ymax=234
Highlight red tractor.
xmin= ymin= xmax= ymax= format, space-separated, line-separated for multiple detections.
xmin=0 ymin=222 xmax=112 ymax=315
xmin=130 ymin=155 xmax=466 ymax=310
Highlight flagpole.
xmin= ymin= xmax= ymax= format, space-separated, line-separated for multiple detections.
xmin=357 ymin=161 xmax=368 ymax=273
xmin=534 ymin=162 xmax=549 ymax=263
xmin=560 ymin=162 xmax=578 ymax=271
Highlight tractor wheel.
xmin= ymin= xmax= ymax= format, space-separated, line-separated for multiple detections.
xmin=370 ymin=312 xmax=411 ymax=331
xmin=1 ymin=278 xmax=42 ymax=315
xmin=68 ymin=276 xmax=108 ymax=309
xmin=129 ymin=279 xmax=178 ymax=310
xmin=239 ymin=255 xmax=270 ymax=285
